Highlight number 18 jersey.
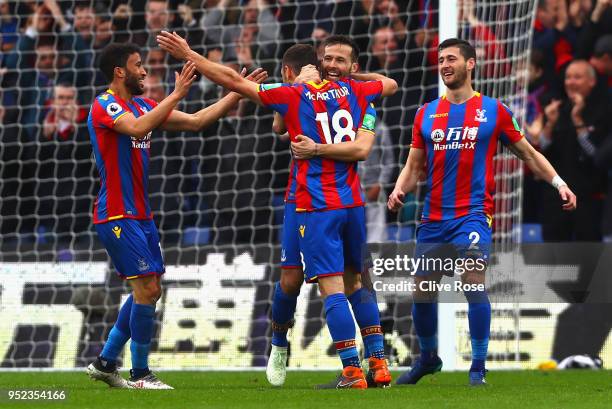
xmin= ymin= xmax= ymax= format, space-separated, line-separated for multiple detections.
xmin=258 ymin=78 xmax=382 ymax=212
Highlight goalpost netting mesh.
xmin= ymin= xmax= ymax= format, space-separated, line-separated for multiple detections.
xmin=0 ymin=0 xmax=536 ymax=369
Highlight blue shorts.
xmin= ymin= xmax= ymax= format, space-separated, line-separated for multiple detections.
xmin=297 ymin=206 xmax=366 ymax=283
xmin=415 ymin=213 xmax=491 ymax=277
xmin=95 ymin=218 xmax=165 ymax=280
xmin=281 ymin=202 xmax=301 ymax=269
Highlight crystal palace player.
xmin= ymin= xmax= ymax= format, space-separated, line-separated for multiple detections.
xmin=86 ymin=43 xmax=266 ymax=389
xmin=158 ymin=32 xmax=397 ymax=389
xmin=388 ymin=38 xmax=576 ymax=386
xmin=267 ymin=46 xmax=381 ymax=387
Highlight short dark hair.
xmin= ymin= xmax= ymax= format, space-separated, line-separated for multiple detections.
xmin=438 ymin=38 xmax=477 ymax=63
xmin=99 ymin=43 xmax=142 ymax=82
xmin=282 ymin=44 xmax=318 ymax=75
xmin=321 ymin=35 xmax=360 ymax=62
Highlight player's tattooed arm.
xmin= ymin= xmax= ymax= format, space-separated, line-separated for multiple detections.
xmin=351 ymin=72 xmax=398 ymax=97
xmin=508 ymin=137 xmax=577 ymax=211
xmin=387 ymin=147 xmax=426 ymax=212
xmin=291 ymin=131 xmax=375 ymax=162
xmin=114 ymin=61 xmax=197 ymax=139
xmin=157 ymin=31 xmax=264 ymax=104
xmin=162 ymin=67 xmax=268 ymax=132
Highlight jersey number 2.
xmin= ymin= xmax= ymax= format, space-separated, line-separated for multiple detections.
xmin=315 ymin=110 xmax=356 ymax=144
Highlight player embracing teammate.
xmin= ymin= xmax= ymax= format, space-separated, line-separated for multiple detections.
xmin=388 ymin=38 xmax=576 ymax=386
xmin=158 ymin=32 xmax=398 ymax=389
xmin=86 ymin=43 xmax=266 ymax=389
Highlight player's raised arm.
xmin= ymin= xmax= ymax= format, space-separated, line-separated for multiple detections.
xmin=157 ymin=31 xmax=263 ymax=104
xmin=387 ymin=147 xmax=425 ymax=212
xmin=351 ymin=71 xmax=398 ymax=97
xmin=162 ymin=67 xmax=268 ymax=132
xmin=113 ymin=61 xmax=197 ymax=139
xmin=507 ymin=137 xmax=577 ymax=211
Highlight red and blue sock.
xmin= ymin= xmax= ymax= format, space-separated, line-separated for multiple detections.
xmin=324 ymin=293 xmax=360 ymax=368
xmin=129 ymin=303 xmax=156 ymax=379
xmin=348 ymin=288 xmax=385 ymax=359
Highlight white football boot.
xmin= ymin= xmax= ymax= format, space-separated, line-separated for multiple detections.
xmin=86 ymin=360 xmax=133 ymax=388
xmin=128 ymin=371 xmax=174 ymax=390
xmin=266 ymin=345 xmax=288 ymax=386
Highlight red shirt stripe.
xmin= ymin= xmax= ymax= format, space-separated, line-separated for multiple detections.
xmin=428 ymin=98 xmax=451 ymax=221
xmin=454 ymin=95 xmax=481 ymax=218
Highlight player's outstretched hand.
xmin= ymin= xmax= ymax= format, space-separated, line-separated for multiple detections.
xmin=157 ymin=31 xmax=192 ymax=60
xmin=173 ymin=61 xmax=197 ymax=98
xmin=559 ymin=185 xmax=577 ymax=211
xmin=295 ymin=64 xmax=321 ymax=84
xmin=291 ymin=134 xmax=317 ymax=159
xmin=242 ymin=67 xmax=268 ymax=84
xmin=387 ymin=188 xmax=405 ymax=212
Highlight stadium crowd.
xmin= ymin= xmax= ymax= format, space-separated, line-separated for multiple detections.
xmin=0 ymin=0 xmax=610 ymax=250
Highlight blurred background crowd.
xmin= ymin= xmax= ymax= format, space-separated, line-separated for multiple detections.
xmin=0 ymin=0 xmax=610 ymax=253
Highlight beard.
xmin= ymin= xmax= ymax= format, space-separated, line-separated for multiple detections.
xmin=125 ymin=72 xmax=144 ymax=95
xmin=442 ymin=66 xmax=469 ymax=90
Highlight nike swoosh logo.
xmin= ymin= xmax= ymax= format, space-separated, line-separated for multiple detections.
xmin=337 ymin=379 xmax=361 ymax=388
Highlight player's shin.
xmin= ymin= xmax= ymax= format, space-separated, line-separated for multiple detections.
xmin=324 ymin=292 xmax=361 ymax=368
xmin=99 ymin=294 xmax=133 ymax=370
xmin=348 ymin=288 xmax=384 ymax=359
xmin=412 ymin=302 xmax=439 ymax=362
xmin=271 ymin=280 xmax=299 ymax=347
xmin=129 ymin=302 xmax=156 ymax=379
xmin=465 ymin=289 xmax=491 ymax=371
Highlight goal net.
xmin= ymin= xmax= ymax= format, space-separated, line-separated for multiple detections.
xmin=0 ymin=0 xmax=537 ymax=370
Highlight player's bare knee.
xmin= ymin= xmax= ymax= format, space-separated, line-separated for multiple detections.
xmin=343 ymin=272 xmax=362 ymax=296
xmin=318 ymin=276 xmax=344 ymax=298
xmin=280 ymin=268 xmax=302 ymax=295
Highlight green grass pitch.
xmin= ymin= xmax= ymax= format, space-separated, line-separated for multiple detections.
xmin=1 ymin=370 xmax=611 ymax=409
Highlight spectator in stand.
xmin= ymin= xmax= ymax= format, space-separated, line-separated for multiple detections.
xmin=369 ymin=26 xmax=401 ymax=71
xmin=177 ymin=2 xmax=205 ymax=54
xmin=143 ymin=73 xmax=166 ymax=103
xmin=203 ymin=0 xmax=279 ymax=73
xmin=576 ymin=0 xmax=612 ymax=58
xmin=73 ymin=1 xmax=95 ymax=42
xmin=364 ymin=0 xmax=408 ymax=43
xmin=521 ymin=50 xmax=553 ymax=223
xmin=359 ymin=119 xmax=395 ymax=243
xmin=146 ymin=48 xmax=169 ymax=81
xmin=0 ymin=0 xmax=18 ymax=52
xmin=539 ymin=60 xmax=610 ymax=241
xmin=458 ymin=0 xmax=509 ymax=78
xmin=533 ymin=0 xmax=575 ymax=86
xmin=590 ymin=34 xmax=612 ymax=99
xmin=3 ymin=0 xmax=87 ymax=140
xmin=367 ymin=26 xmax=406 ymax=159
xmin=37 ymin=83 xmax=92 ymax=244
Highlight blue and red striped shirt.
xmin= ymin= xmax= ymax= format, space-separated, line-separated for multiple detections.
xmin=283 ymin=102 xmax=377 ymax=204
xmin=259 ymin=79 xmax=382 ymax=211
xmin=88 ymin=89 xmax=157 ymax=224
xmin=411 ymin=92 xmax=524 ymax=222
